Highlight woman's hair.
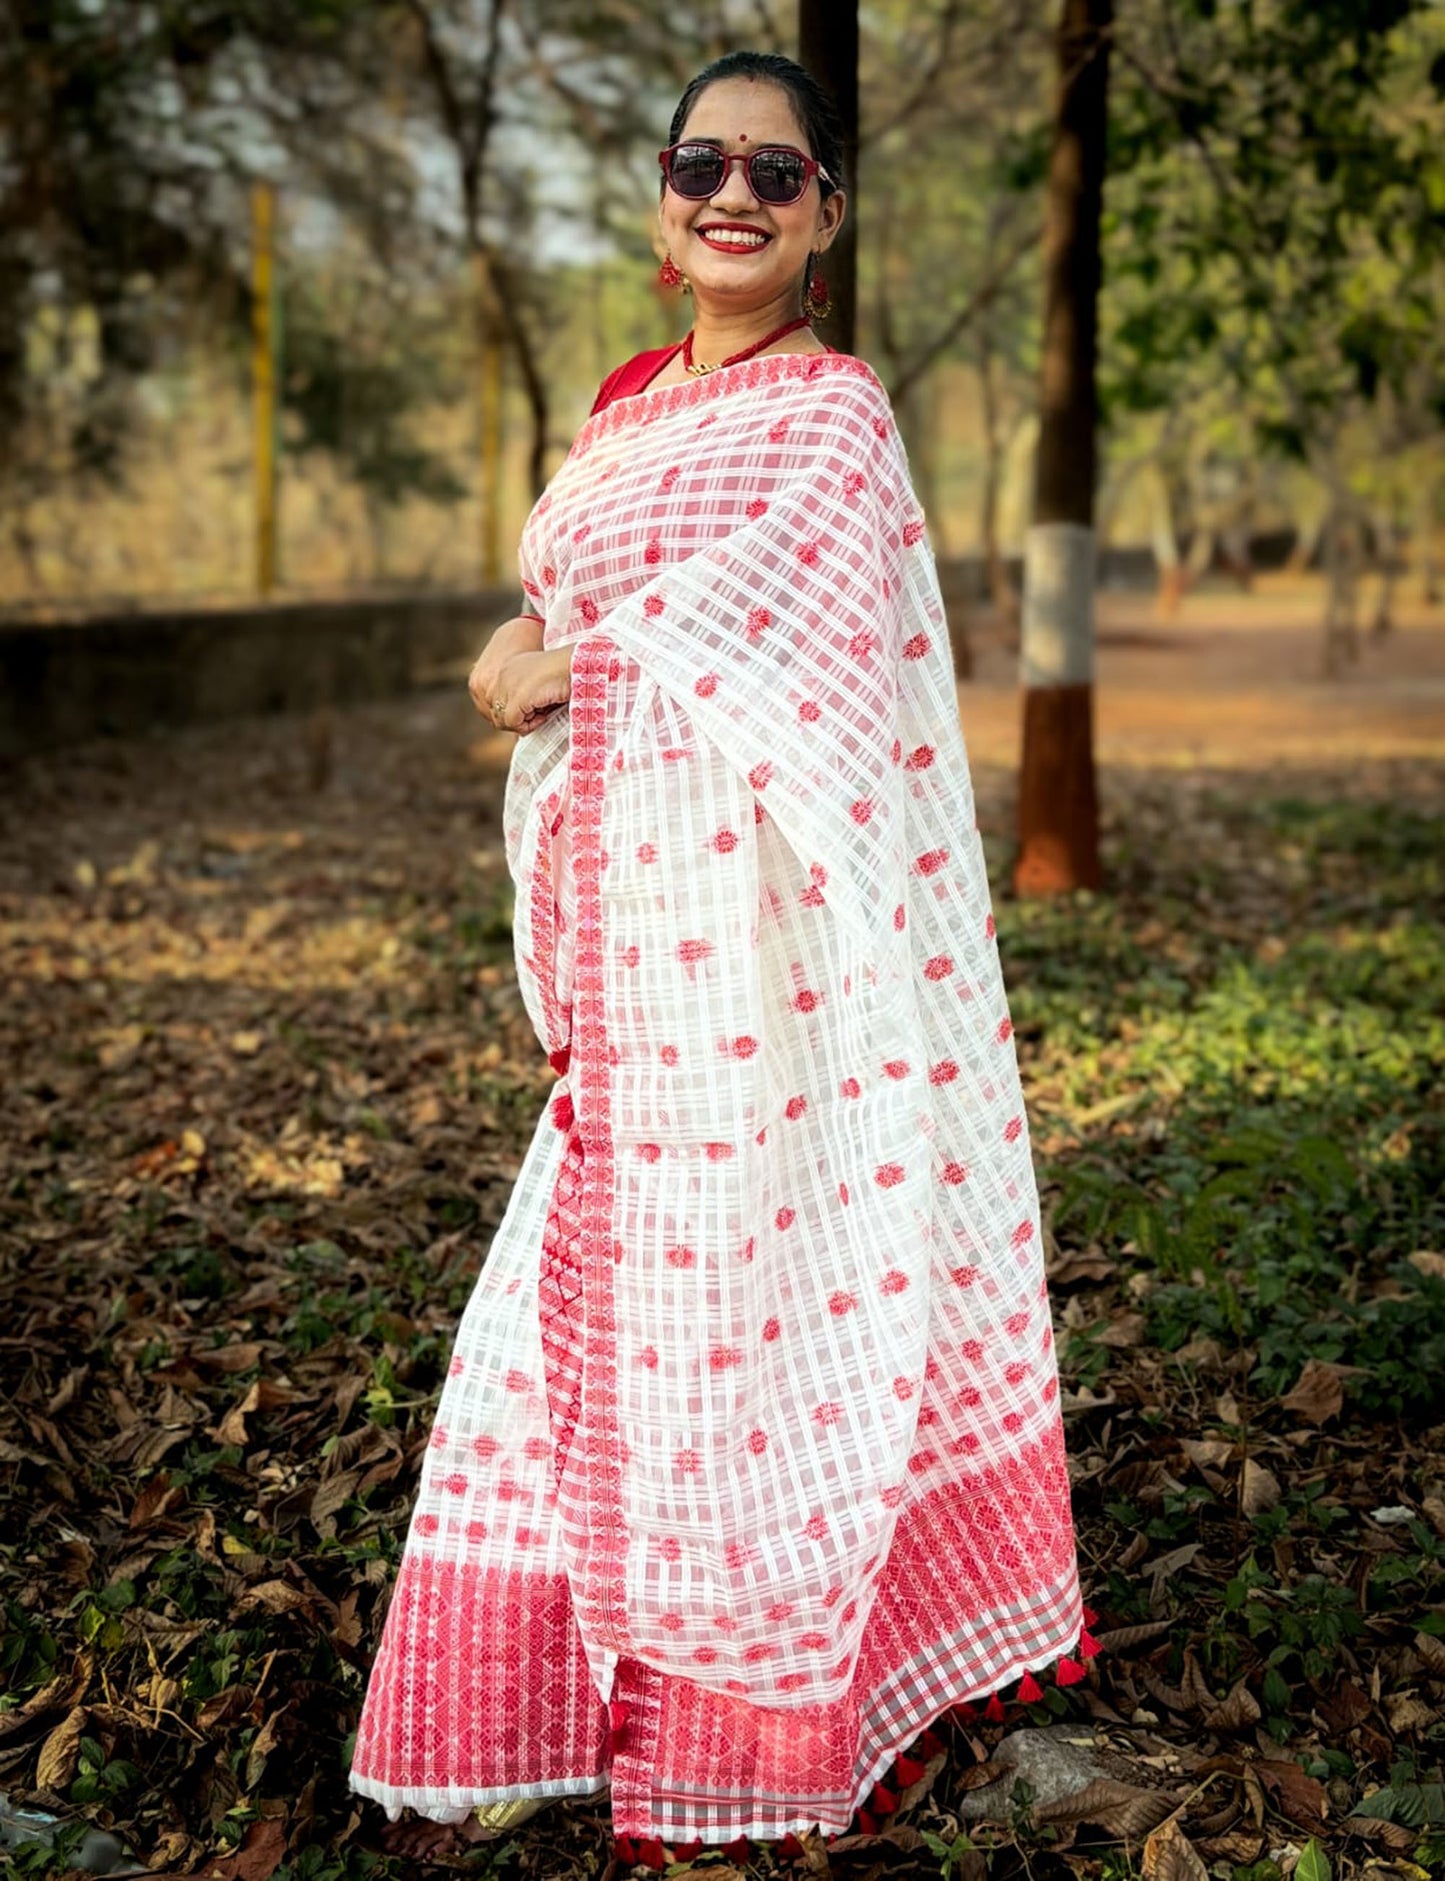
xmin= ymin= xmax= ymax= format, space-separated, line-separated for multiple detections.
xmin=664 ymin=50 xmax=846 ymax=199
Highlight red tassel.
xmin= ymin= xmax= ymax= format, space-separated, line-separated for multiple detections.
xmin=870 ymin=1783 xmax=899 ymax=1816
xmin=671 ymin=1840 xmax=703 ymax=1862
xmin=721 ymin=1835 xmax=751 ymax=1864
xmin=1055 ymin=1656 xmax=1086 ymax=1686
xmin=856 ymin=1809 xmax=881 ymax=1837
xmin=894 ymin=1753 xmax=929 ymax=1785
xmin=777 ymin=1832 xmax=807 ymax=1862
xmin=983 ymin=1693 xmax=1006 ymax=1722
xmin=637 ymin=1837 xmax=668 ymax=1871
xmin=1078 ymin=1629 xmax=1101 ymax=1658
xmin=614 ymin=1834 xmax=638 ymax=1864
xmin=1082 ymin=1604 xmax=1099 ymax=1626
xmin=1017 ymin=1671 xmax=1045 ymax=1703
xmin=918 ymin=1726 xmax=945 ymax=1757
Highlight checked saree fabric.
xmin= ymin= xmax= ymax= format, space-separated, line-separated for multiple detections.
xmin=349 ymin=353 xmax=1092 ymax=1843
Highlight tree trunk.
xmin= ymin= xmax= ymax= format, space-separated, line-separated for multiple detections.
xmin=798 ymin=0 xmax=858 ymax=354
xmin=1015 ymin=0 xmax=1111 ymax=898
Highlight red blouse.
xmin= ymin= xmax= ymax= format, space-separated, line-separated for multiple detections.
xmin=589 ymin=340 xmax=840 ymax=415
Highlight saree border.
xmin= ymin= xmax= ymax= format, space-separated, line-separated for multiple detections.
xmin=564 ymin=635 xmax=634 ymax=1670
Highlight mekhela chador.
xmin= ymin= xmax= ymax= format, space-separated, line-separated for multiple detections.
xmin=349 ymin=349 xmax=1091 ymax=1844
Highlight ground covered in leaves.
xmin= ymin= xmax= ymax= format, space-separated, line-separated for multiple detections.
xmin=1 ymin=675 xmax=1443 ymax=1881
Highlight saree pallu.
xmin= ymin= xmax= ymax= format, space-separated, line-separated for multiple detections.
xmin=349 ymin=353 xmax=1090 ymax=1844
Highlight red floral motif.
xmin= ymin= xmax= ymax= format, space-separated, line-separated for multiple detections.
xmin=746 ymin=1428 xmax=769 ymax=1454
xmin=883 ymin=1059 xmax=910 ymax=1080
xmin=849 ymin=797 xmax=875 ymax=825
xmin=941 ymin=1162 xmax=969 ymax=1186
xmin=775 ymin=1206 xmax=796 ymax=1229
xmin=799 ymin=699 xmax=822 ymax=722
xmin=905 ymin=744 xmax=936 ymax=770
xmin=749 ymin=760 xmax=773 ymax=791
xmin=880 ymin=1269 xmax=910 ymax=1294
xmin=915 ymin=848 xmax=950 ymax=875
xmin=693 ymin=672 xmax=717 ymax=697
xmin=875 ymin=1163 xmax=905 ymax=1188
xmin=785 ymin=1095 xmax=808 ymax=1120
xmin=798 ymin=540 xmax=822 ymax=567
xmin=746 ymin=497 xmax=768 ymax=520
xmin=660 ymin=465 xmax=681 ymax=492
xmin=710 ymin=828 xmax=739 ymax=853
xmin=644 ymin=537 xmax=663 ymax=565
xmin=644 ymin=594 xmax=665 ymax=617
xmin=721 ymin=1034 xmax=758 ymax=1058
xmin=848 ymin=628 xmax=880 ymax=659
xmin=1004 ymin=1116 xmax=1024 ymax=1143
xmin=903 ymin=519 xmax=926 ymax=546
xmin=677 ymin=937 xmax=714 ymax=964
xmin=929 ymin=1059 xmax=959 ymax=1084
xmin=746 ymin=606 xmax=772 ymax=638
xmin=903 ymin=633 xmax=931 ymax=658
xmin=665 ymin=1245 xmax=696 ymax=1268
xmin=924 ymin=954 xmax=954 ymax=981
xmin=762 ymin=1316 xmax=782 ymax=1341
xmin=791 ymin=988 xmax=823 ymax=1013
xmin=828 ymin=1290 xmax=857 ymax=1315
xmin=579 ymin=596 xmax=599 ymax=625
xmin=840 ymin=1077 xmax=861 ymax=1098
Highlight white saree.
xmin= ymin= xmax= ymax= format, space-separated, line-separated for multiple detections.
xmin=349 ymin=352 xmax=1093 ymax=1845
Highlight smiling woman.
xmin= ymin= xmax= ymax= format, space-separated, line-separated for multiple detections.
xmin=355 ymin=45 xmax=1096 ymax=1866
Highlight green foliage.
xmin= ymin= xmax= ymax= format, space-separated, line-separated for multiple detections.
xmin=1018 ymin=791 xmax=1445 ymax=1425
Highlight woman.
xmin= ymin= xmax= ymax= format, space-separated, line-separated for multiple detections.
xmin=350 ymin=48 xmax=1096 ymax=1860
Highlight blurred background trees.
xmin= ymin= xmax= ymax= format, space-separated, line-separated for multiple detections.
xmin=2 ymin=0 xmax=1443 ymax=642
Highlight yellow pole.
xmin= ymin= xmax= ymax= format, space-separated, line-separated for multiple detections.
xmin=472 ymin=247 xmax=504 ymax=585
xmin=252 ymin=181 xmax=277 ymax=597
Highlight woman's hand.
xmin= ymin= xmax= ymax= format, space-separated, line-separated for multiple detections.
xmin=487 ymin=647 xmax=574 ymax=735
xmin=468 ymin=615 xmax=545 ymax=724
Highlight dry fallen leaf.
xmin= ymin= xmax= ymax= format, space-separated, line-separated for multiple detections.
xmin=1141 ymin=1813 xmax=1210 ymax=1881
xmin=1241 ymin=1458 xmax=1281 ymax=1515
xmin=35 ymin=1705 xmax=88 ymax=1790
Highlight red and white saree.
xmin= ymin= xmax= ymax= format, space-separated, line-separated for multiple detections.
xmin=349 ymin=351 xmax=1091 ymax=1845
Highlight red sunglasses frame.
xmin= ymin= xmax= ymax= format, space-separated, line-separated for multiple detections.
xmin=658 ymin=142 xmax=835 ymax=204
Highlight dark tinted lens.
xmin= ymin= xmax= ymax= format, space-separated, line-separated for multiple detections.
xmin=669 ymin=145 xmax=725 ymax=197
xmin=749 ymin=148 xmax=808 ymax=202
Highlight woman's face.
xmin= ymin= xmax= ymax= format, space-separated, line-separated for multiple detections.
xmin=659 ymin=76 xmax=846 ymax=313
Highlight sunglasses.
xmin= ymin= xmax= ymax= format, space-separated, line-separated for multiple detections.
xmin=658 ymin=141 xmax=834 ymax=206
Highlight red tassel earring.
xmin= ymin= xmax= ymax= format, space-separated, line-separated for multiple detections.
xmin=658 ymin=251 xmax=687 ymax=291
xmin=802 ymin=252 xmax=832 ymax=321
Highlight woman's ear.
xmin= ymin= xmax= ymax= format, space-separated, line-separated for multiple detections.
xmin=814 ymin=189 xmax=847 ymax=255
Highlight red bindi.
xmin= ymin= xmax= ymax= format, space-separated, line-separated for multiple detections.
xmin=739 ymin=133 xmax=748 ymax=143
